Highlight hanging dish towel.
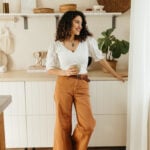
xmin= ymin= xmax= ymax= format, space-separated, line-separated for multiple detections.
xmin=0 ymin=26 xmax=14 ymax=55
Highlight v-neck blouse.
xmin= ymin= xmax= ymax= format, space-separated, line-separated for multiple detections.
xmin=46 ymin=36 xmax=104 ymax=74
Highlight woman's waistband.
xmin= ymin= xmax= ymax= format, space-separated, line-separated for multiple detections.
xmin=68 ymin=74 xmax=90 ymax=82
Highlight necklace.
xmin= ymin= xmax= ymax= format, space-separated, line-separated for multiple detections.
xmin=69 ymin=39 xmax=75 ymax=47
xmin=71 ymin=42 xmax=75 ymax=47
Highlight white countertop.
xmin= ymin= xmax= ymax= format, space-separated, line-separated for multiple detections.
xmin=0 ymin=96 xmax=12 ymax=113
xmin=0 ymin=70 xmax=128 ymax=81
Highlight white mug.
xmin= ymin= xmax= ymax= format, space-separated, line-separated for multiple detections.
xmin=93 ymin=5 xmax=104 ymax=12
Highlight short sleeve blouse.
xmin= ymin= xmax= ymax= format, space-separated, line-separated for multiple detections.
xmin=46 ymin=36 xmax=104 ymax=74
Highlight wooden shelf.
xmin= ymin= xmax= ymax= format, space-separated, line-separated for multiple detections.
xmin=0 ymin=12 xmax=121 ymax=17
xmin=0 ymin=12 xmax=122 ymax=29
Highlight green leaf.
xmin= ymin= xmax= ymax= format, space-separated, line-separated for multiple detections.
xmin=105 ymin=28 xmax=114 ymax=37
xmin=101 ymin=31 xmax=107 ymax=37
xmin=112 ymin=46 xmax=121 ymax=58
xmin=101 ymin=28 xmax=114 ymax=37
xmin=109 ymin=42 xmax=121 ymax=58
xmin=101 ymin=43 xmax=109 ymax=53
xmin=121 ymin=40 xmax=129 ymax=54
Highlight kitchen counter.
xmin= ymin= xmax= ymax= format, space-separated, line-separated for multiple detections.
xmin=0 ymin=95 xmax=11 ymax=150
xmin=0 ymin=70 xmax=128 ymax=81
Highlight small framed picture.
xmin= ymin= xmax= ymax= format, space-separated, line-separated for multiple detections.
xmin=21 ymin=0 xmax=36 ymax=13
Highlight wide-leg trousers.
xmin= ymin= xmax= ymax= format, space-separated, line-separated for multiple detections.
xmin=53 ymin=76 xmax=96 ymax=150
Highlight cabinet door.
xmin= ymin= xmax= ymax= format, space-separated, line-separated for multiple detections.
xmin=25 ymin=81 xmax=55 ymax=115
xmin=4 ymin=116 xmax=27 ymax=148
xmin=0 ymin=82 xmax=27 ymax=148
xmin=89 ymin=81 xmax=127 ymax=114
xmin=89 ymin=81 xmax=127 ymax=146
xmin=89 ymin=115 xmax=127 ymax=146
xmin=25 ymin=81 xmax=56 ymax=147
xmin=0 ymin=82 xmax=26 ymax=115
xmin=27 ymin=115 xmax=55 ymax=147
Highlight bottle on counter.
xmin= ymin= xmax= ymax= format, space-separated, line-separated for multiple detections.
xmin=3 ymin=0 xmax=9 ymax=13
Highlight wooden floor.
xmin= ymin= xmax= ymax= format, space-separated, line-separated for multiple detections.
xmin=7 ymin=147 xmax=126 ymax=150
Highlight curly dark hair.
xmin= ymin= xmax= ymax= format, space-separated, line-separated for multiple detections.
xmin=55 ymin=10 xmax=92 ymax=42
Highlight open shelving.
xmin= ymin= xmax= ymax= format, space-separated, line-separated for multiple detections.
xmin=0 ymin=12 xmax=122 ymax=29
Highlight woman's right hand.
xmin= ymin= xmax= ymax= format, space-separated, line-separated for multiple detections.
xmin=47 ymin=66 xmax=79 ymax=76
xmin=64 ymin=65 xmax=80 ymax=76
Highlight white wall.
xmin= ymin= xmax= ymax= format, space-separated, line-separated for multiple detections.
xmin=0 ymin=0 xmax=130 ymax=71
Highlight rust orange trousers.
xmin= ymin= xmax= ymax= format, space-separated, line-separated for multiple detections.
xmin=53 ymin=76 xmax=96 ymax=150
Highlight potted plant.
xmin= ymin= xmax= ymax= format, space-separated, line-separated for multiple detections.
xmin=97 ymin=28 xmax=129 ymax=72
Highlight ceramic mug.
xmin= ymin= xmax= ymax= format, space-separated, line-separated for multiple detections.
xmin=69 ymin=64 xmax=81 ymax=72
xmin=93 ymin=5 xmax=104 ymax=12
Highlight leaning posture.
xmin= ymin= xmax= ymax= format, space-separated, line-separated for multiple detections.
xmin=46 ymin=10 xmax=124 ymax=150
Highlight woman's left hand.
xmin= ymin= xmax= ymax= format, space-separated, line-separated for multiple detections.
xmin=118 ymin=73 xmax=128 ymax=77
xmin=99 ymin=59 xmax=127 ymax=82
xmin=116 ymin=74 xmax=126 ymax=82
xmin=117 ymin=73 xmax=128 ymax=82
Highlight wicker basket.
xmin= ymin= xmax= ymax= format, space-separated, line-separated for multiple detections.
xmin=59 ymin=4 xmax=77 ymax=13
xmin=97 ymin=0 xmax=131 ymax=13
xmin=33 ymin=8 xmax=54 ymax=13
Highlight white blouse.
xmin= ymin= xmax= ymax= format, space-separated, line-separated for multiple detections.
xmin=46 ymin=36 xmax=104 ymax=74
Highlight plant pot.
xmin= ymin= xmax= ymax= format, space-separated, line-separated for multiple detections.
xmin=102 ymin=60 xmax=117 ymax=73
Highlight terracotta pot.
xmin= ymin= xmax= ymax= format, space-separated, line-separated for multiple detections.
xmin=102 ymin=60 xmax=117 ymax=73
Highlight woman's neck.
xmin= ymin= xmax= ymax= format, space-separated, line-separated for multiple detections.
xmin=69 ymin=35 xmax=75 ymax=42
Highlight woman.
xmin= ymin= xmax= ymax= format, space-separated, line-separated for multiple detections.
xmin=46 ymin=10 xmax=124 ymax=150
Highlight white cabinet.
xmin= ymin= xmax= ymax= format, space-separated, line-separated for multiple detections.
xmin=90 ymin=81 xmax=127 ymax=114
xmin=25 ymin=81 xmax=55 ymax=115
xmin=90 ymin=115 xmax=126 ymax=146
xmin=25 ymin=81 xmax=55 ymax=147
xmin=24 ymin=80 xmax=127 ymax=147
xmin=0 ymin=80 xmax=127 ymax=148
xmin=0 ymin=82 xmax=26 ymax=115
xmin=4 ymin=116 xmax=27 ymax=148
xmin=0 ymin=82 xmax=27 ymax=148
xmin=89 ymin=81 xmax=127 ymax=146
xmin=27 ymin=116 xmax=55 ymax=147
